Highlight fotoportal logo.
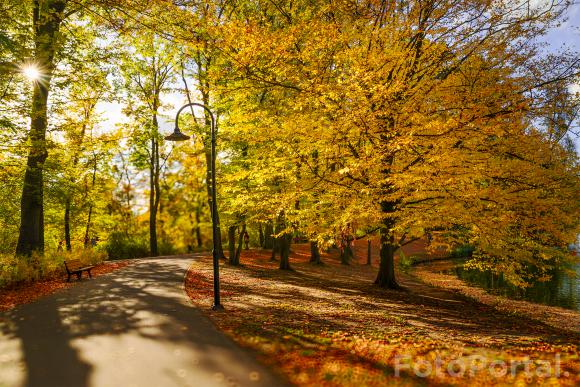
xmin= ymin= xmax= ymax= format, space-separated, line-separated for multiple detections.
xmin=394 ymin=353 xmax=568 ymax=379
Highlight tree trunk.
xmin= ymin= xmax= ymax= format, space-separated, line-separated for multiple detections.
xmin=228 ymin=225 xmax=237 ymax=265
xmin=367 ymin=239 xmax=372 ymax=265
xmin=310 ymin=240 xmax=321 ymax=264
xmin=258 ymin=223 xmax=264 ymax=247
xmin=64 ymin=198 xmax=72 ymax=251
xmin=279 ymin=233 xmax=292 ymax=270
xmin=264 ymin=221 xmax=274 ymax=249
xmin=270 ymin=237 xmax=278 ymax=261
xmin=149 ymin=135 xmax=159 ymax=257
xmin=195 ymin=204 xmax=203 ymax=247
xmin=234 ymin=223 xmax=245 ymax=264
xmin=64 ymin=118 xmax=91 ymax=252
xmin=275 ymin=212 xmax=292 ymax=270
xmin=194 ymin=65 xmax=225 ymax=260
xmin=84 ymin=205 xmax=93 ymax=248
xmin=204 ymin=148 xmax=225 ymax=259
xmin=374 ymin=228 xmax=400 ymax=289
xmin=16 ymin=0 xmax=67 ymax=256
xmin=153 ymin=136 xmax=161 ymax=251
xmin=83 ymin=155 xmax=97 ymax=248
xmin=340 ymin=237 xmax=353 ymax=265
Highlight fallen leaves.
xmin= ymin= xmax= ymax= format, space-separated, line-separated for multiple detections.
xmin=0 ymin=260 xmax=132 ymax=311
xmin=184 ymin=245 xmax=580 ymax=386
xmin=414 ymin=263 xmax=580 ymax=334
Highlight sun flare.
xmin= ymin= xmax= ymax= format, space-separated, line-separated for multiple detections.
xmin=22 ymin=65 xmax=41 ymax=81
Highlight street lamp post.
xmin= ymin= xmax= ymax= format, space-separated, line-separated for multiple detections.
xmin=165 ymin=102 xmax=223 ymax=311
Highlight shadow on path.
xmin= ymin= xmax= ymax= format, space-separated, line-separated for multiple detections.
xmin=0 ymin=256 xmax=286 ymax=387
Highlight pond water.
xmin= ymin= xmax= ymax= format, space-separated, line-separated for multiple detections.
xmin=431 ymin=260 xmax=580 ymax=311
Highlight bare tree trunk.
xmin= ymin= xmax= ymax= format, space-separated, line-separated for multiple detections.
xmin=195 ymin=204 xmax=203 ymax=247
xmin=16 ymin=0 xmax=68 ymax=256
xmin=375 ymin=115 xmax=400 ymax=288
xmin=340 ymin=236 xmax=353 ymax=265
xmin=203 ymin=146 xmax=225 ymax=259
xmin=264 ymin=221 xmax=274 ymax=249
xmin=367 ymin=239 xmax=372 ymax=265
xmin=64 ymin=100 xmax=94 ymax=252
xmin=270 ymin=218 xmax=281 ymax=261
xmin=270 ymin=238 xmax=278 ymax=261
xmin=234 ymin=223 xmax=245 ymax=264
xmin=374 ymin=227 xmax=400 ymax=289
xmin=153 ymin=135 xmax=161 ymax=250
xmin=270 ymin=215 xmax=284 ymax=261
xmin=310 ymin=240 xmax=321 ymax=264
xmin=149 ymin=135 xmax=159 ymax=257
xmin=228 ymin=225 xmax=237 ymax=265
xmin=279 ymin=233 xmax=292 ymax=270
xmin=181 ymin=58 xmax=224 ymax=258
xmin=275 ymin=212 xmax=292 ymax=270
xmin=84 ymin=206 xmax=93 ymax=248
xmin=258 ymin=223 xmax=264 ymax=247
xmin=83 ymin=156 xmax=97 ymax=247
xmin=64 ymin=199 xmax=72 ymax=251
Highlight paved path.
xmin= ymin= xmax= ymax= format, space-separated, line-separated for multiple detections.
xmin=0 ymin=255 xmax=286 ymax=387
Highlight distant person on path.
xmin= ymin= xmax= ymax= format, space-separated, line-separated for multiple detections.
xmin=57 ymin=241 xmax=63 ymax=252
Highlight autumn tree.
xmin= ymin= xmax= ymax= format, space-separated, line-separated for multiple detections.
xmin=213 ymin=0 xmax=579 ymax=287
xmin=159 ymin=139 xmax=210 ymax=252
xmin=15 ymin=0 xmax=69 ymax=255
xmin=53 ymin=26 xmax=113 ymax=249
xmin=7 ymin=0 xmax=168 ymax=255
xmin=119 ymin=31 xmax=180 ymax=257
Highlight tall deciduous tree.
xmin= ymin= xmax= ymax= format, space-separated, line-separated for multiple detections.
xmin=16 ymin=0 xmax=68 ymax=255
xmin=212 ymin=0 xmax=579 ymax=287
xmin=120 ymin=31 xmax=179 ymax=257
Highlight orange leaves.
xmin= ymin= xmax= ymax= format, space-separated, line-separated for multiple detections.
xmin=184 ymin=270 xmax=213 ymax=300
xmin=0 ymin=261 xmax=131 ymax=311
xmin=183 ymin=245 xmax=579 ymax=386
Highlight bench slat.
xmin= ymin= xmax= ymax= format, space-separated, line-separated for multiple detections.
xmin=65 ymin=259 xmax=95 ymax=273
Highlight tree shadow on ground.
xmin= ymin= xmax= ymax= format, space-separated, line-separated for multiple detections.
xmin=185 ymin=248 xmax=579 ymax=384
xmin=0 ymin=257 xmax=286 ymax=387
xmin=220 ymin=249 xmax=580 ymax=349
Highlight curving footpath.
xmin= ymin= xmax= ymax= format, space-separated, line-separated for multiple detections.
xmin=0 ymin=255 xmax=287 ymax=387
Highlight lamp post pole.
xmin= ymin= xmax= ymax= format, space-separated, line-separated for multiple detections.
xmin=166 ymin=102 xmax=223 ymax=311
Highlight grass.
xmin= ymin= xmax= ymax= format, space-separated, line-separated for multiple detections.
xmin=0 ymin=248 xmax=106 ymax=288
xmin=185 ymin=244 xmax=579 ymax=386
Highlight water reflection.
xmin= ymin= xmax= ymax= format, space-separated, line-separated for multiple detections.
xmin=439 ymin=261 xmax=580 ymax=311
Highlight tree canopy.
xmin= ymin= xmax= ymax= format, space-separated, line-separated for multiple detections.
xmin=0 ymin=0 xmax=578 ymax=287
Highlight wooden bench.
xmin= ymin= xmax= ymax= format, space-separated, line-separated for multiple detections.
xmin=64 ymin=259 xmax=95 ymax=282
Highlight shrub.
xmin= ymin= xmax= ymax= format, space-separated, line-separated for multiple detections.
xmin=158 ymin=240 xmax=178 ymax=256
xmin=0 ymin=249 xmax=106 ymax=288
xmin=398 ymin=250 xmax=418 ymax=272
xmin=104 ymin=232 xmax=150 ymax=260
xmin=451 ymin=244 xmax=475 ymax=258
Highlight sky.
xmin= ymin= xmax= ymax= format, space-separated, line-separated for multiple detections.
xmin=542 ymin=1 xmax=580 ymax=50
